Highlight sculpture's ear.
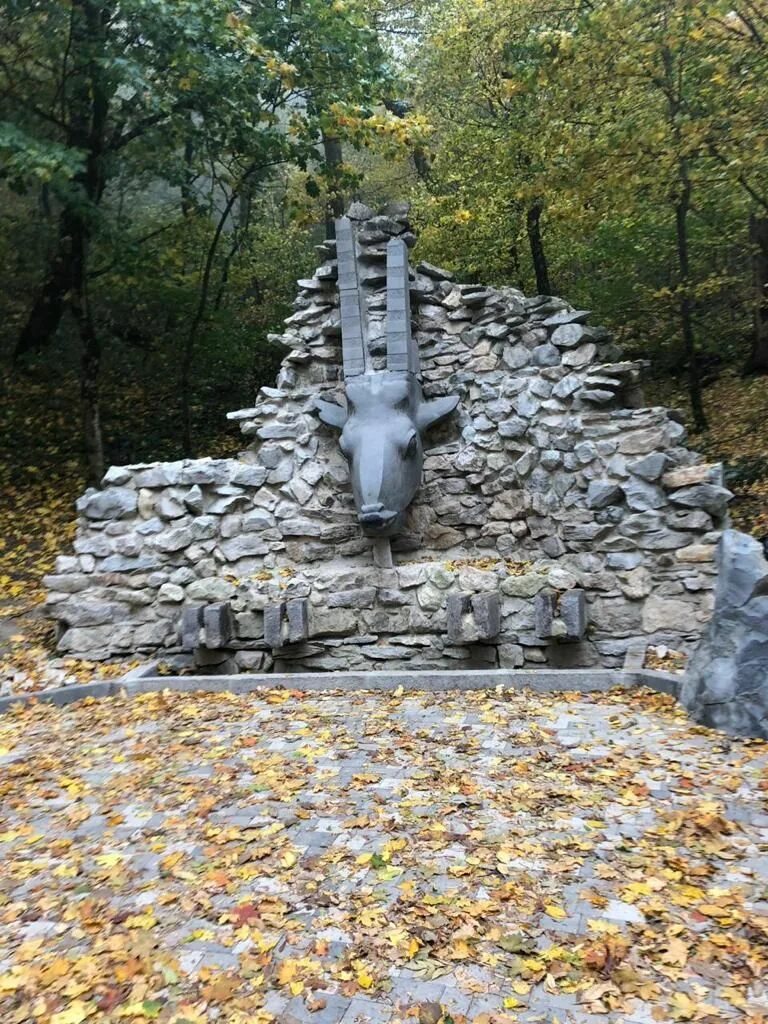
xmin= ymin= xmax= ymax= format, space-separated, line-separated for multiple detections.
xmin=417 ymin=394 xmax=460 ymax=433
xmin=314 ymin=398 xmax=348 ymax=430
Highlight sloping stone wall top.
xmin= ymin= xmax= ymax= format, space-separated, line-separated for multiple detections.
xmin=46 ymin=203 xmax=732 ymax=671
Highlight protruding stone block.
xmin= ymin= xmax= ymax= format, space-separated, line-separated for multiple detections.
xmin=203 ymin=603 xmax=234 ymax=649
xmin=180 ymin=606 xmax=204 ymax=652
xmin=286 ymin=599 xmax=310 ymax=643
xmin=560 ymin=590 xmax=587 ymax=640
xmin=535 ymin=589 xmax=587 ymax=642
xmin=446 ymin=593 xmax=471 ymax=643
xmin=534 ymin=592 xmax=556 ymax=638
xmin=472 ymin=593 xmax=500 ymax=641
xmin=264 ymin=599 xmax=310 ymax=648
xmin=264 ymin=603 xmax=285 ymax=649
xmin=447 ymin=592 xmax=500 ymax=643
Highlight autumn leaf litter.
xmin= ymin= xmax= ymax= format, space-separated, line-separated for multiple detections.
xmin=0 ymin=686 xmax=767 ymax=1024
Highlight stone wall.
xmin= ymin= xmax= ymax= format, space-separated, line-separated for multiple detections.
xmin=45 ymin=202 xmax=732 ymax=672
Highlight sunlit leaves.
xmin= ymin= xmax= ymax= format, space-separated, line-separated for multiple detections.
xmin=0 ymin=687 xmax=766 ymax=1023
xmin=409 ymin=0 xmax=768 ymax=396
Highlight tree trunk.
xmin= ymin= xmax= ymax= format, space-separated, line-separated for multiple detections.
xmin=13 ymin=213 xmax=77 ymax=358
xmin=675 ymin=166 xmax=708 ymax=431
xmin=412 ymin=145 xmax=431 ymax=182
xmin=181 ymin=138 xmax=196 ymax=217
xmin=78 ymin=304 xmax=104 ymax=484
xmin=322 ymin=133 xmax=345 ymax=238
xmin=14 ymin=2 xmax=108 ymax=359
xmin=526 ymin=200 xmax=552 ymax=295
xmin=181 ymin=188 xmax=241 ymax=455
xmin=744 ymin=213 xmax=768 ymax=375
xmin=12 ymin=0 xmax=109 ymax=480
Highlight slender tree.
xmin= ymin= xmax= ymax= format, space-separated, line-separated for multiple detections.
xmin=1 ymin=0 xmax=393 ymax=476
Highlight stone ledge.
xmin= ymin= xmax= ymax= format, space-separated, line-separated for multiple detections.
xmin=0 ymin=666 xmax=680 ymax=712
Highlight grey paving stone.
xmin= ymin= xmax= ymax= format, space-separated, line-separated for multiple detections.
xmin=467 ymin=993 xmax=507 ymax=1017
xmin=284 ymin=992 xmax=352 ymax=1023
xmin=389 ymin=975 xmax=446 ymax=1004
xmin=196 ymin=949 xmax=239 ymax=970
xmin=1 ymin=688 xmax=766 ymax=1024
xmin=439 ymin=987 xmax=474 ymax=1018
xmin=341 ymin=997 xmax=394 ymax=1023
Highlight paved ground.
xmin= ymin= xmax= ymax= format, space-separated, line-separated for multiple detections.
xmin=0 ymin=687 xmax=767 ymax=1024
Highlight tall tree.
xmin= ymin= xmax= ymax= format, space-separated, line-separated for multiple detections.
xmin=0 ymin=0 xmax=392 ymax=477
xmin=408 ymin=0 xmax=768 ymax=425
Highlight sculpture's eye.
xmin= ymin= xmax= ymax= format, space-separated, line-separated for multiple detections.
xmin=405 ymin=432 xmax=418 ymax=458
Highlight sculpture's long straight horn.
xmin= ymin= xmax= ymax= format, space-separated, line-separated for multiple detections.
xmin=386 ymin=237 xmax=418 ymax=375
xmin=335 ymin=217 xmax=368 ymax=378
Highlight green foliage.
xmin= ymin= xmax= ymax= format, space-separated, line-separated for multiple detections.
xmin=407 ymin=0 xmax=768 ymax=373
xmin=0 ymin=0 xmax=398 ymax=469
xmin=0 ymin=123 xmax=84 ymax=190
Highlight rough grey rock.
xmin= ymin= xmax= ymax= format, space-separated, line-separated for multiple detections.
xmin=153 ymin=526 xmax=194 ymax=553
xmin=534 ymin=591 xmax=556 ymax=638
xmin=347 ymin=201 xmax=375 ymax=220
xmin=544 ymin=309 xmax=591 ymax=327
xmin=502 ymin=343 xmax=531 ymax=369
xmin=624 ymin=477 xmax=666 ymax=511
xmin=79 ymin=487 xmax=138 ymax=520
xmin=550 ymin=323 xmax=587 ymax=348
xmin=498 ymin=416 xmax=528 ymax=439
xmin=586 ymin=482 xmax=624 ymax=509
xmin=562 ymin=343 xmax=596 ymax=368
xmin=158 ymin=583 xmax=185 ymax=603
xmin=680 ymin=530 xmax=768 ymax=737
xmin=102 ymin=466 xmax=133 ymax=487
xmin=264 ymin=603 xmax=285 ymax=648
xmin=417 ymin=260 xmax=453 ymax=281
xmin=532 ymin=343 xmax=560 ymax=366
xmin=642 ymin=595 xmax=699 ymax=633
xmin=619 ymin=567 xmax=652 ymax=600
xmin=669 ymin=483 xmax=733 ymax=517
xmin=328 ymin=587 xmax=376 ymax=609
xmin=218 ymin=535 xmax=270 ymax=561
xmin=446 ymin=592 xmax=500 ymax=643
xmin=501 ymin=573 xmax=547 ymax=597
xmin=473 ymin=592 xmax=501 ymax=640
xmin=180 ymin=606 xmax=204 ymax=652
xmin=548 ymin=566 xmax=578 ymax=590
xmin=187 ymin=578 xmax=236 ymax=602
xmin=629 ymin=453 xmax=668 ymax=481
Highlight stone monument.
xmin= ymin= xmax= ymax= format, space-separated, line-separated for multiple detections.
xmin=45 ymin=201 xmax=734 ymax=674
xmin=680 ymin=530 xmax=768 ymax=738
xmin=315 ymin=217 xmax=458 ymax=554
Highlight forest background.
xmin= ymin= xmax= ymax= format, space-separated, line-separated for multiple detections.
xmin=1 ymin=0 xmax=767 ymax=636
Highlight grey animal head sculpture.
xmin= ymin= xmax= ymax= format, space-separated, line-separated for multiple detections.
xmin=315 ymin=217 xmax=459 ymax=538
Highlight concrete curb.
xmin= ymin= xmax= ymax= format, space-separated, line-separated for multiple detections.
xmin=0 ymin=680 xmax=121 ymax=712
xmin=0 ymin=666 xmax=680 ymax=712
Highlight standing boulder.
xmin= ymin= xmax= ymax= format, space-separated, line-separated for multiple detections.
xmin=680 ymin=530 xmax=768 ymax=738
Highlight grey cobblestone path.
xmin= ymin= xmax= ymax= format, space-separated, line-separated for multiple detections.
xmin=0 ymin=686 xmax=766 ymax=1024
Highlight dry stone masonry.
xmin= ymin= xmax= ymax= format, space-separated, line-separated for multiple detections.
xmin=46 ymin=201 xmax=733 ymax=674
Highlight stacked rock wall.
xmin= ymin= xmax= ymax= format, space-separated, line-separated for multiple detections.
xmin=45 ymin=202 xmax=732 ymax=672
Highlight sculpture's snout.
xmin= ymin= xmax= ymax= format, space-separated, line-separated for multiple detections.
xmin=358 ymin=508 xmax=397 ymax=532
